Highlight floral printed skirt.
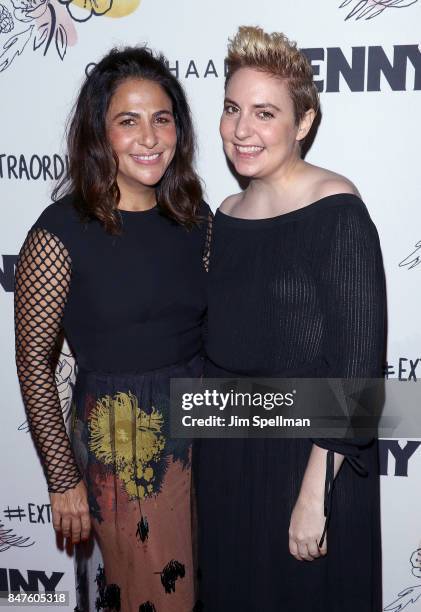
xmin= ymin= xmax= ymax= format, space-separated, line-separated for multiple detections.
xmin=71 ymin=355 xmax=202 ymax=612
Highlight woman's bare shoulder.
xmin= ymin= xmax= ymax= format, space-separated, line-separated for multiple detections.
xmin=308 ymin=166 xmax=360 ymax=201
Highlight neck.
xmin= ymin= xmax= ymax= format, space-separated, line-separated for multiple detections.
xmin=249 ymin=155 xmax=303 ymax=200
xmin=117 ymin=182 xmax=157 ymax=212
xmin=232 ymin=155 xmax=309 ymax=219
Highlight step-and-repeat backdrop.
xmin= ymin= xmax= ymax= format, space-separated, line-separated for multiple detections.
xmin=1 ymin=0 xmax=420 ymax=609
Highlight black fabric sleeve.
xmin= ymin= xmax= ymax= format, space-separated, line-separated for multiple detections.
xmin=14 ymin=227 xmax=82 ymax=493
xmin=311 ymin=201 xmax=386 ymax=456
xmin=310 ymin=201 xmax=386 ymax=546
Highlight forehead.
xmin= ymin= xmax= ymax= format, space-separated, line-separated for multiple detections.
xmin=226 ymin=67 xmax=291 ymax=105
xmin=109 ymin=78 xmax=173 ymax=110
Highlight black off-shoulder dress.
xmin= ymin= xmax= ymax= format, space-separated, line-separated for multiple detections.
xmin=195 ymin=194 xmax=386 ymax=612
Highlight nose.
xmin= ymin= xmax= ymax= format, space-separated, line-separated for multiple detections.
xmin=234 ymin=111 xmax=253 ymax=141
xmin=136 ymin=121 xmax=158 ymax=149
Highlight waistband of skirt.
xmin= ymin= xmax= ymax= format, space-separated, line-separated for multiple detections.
xmin=76 ymin=352 xmax=204 ymax=383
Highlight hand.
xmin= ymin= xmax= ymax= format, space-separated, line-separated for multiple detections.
xmin=288 ymin=493 xmax=327 ymax=561
xmin=50 ymin=480 xmax=91 ymax=544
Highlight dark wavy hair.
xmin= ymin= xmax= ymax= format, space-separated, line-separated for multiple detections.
xmin=53 ymin=46 xmax=203 ymax=232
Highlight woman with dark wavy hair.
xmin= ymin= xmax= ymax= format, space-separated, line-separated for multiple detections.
xmin=14 ymin=46 xmax=211 ymax=611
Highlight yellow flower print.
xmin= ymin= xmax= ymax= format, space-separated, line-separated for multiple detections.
xmin=89 ymin=391 xmax=166 ymax=500
xmin=62 ymin=0 xmax=141 ymax=21
xmin=105 ymin=0 xmax=141 ymax=18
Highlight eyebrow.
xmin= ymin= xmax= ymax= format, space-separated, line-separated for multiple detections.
xmin=224 ymin=98 xmax=281 ymax=112
xmin=112 ymin=110 xmax=173 ymax=120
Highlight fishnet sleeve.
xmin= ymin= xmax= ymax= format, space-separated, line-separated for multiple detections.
xmin=14 ymin=227 xmax=81 ymax=493
xmin=203 ymin=209 xmax=213 ymax=272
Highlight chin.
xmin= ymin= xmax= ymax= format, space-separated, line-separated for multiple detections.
xmin=134 ymin=171 xmax=166 ymax=186
xmin=232 ymin=161 xmax=261 ymax=178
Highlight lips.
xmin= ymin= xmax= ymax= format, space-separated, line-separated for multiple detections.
xmin=234 ymin=144 xmax=264 ymax=158
xmin=130 ymin=152 xmax=162 ymax=165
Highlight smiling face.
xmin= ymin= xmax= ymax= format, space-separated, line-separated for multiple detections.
xmin=220 ymin=67 xmax=312 ymax=181
xmin=106 ymin=78 xmax=177 ymax=200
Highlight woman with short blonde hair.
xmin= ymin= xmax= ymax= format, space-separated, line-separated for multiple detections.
xmin=195 ymin=26 xmax=384 ymax=611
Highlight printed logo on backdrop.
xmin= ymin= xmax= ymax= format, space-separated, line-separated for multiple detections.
xmin=3 ymin=502 xmax=52 ymax=526
xmin=0 ymin=254 xmax=16 ymax=292
xmin=0 ymin=152 xmax=68 ymax=181
xmin=339 ymin=0 xmax=418 ymax=21
xmin=0 ymin=0 xmax=142 ymax=73
xmin=384 ymin=549 xmax=421 ymax=611
xmin=84 ymin=42 xmax=421 ymax=93
xmin=379 ymin=440 xmax=421 ymax=476
xmin=0 ymin=567 xmax=64 ymax=592
xmin=384 ymin=358 xmax=420 ymax=380
xmin=1 ymin=500 xmax=54 ymax=553
xmin=1 ymin=498 xmax=54 ymax=553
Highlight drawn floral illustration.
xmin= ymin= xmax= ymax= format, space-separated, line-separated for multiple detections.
xmin=18 ymin=343 xmax=76 ymax=432
xmin=340 ymin=0 xmax=418 ymax=20
xmin=399 ymin=240 xmax=421 ymax=270
xmin=12 ymin=0 xmax=49 ymax=22
xmin=58 ymin=0 xmax=112 ymax=22
xmin=384 ymin=549 xmax=421 ymax=611
xmin=0 ymin=0 xmax=142 ymax=72
xmin=0 ymin=4 xmax=14 ymax=33
xmin=0 ymin=521 xmax=35 ymax=552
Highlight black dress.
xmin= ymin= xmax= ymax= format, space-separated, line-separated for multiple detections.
xmin=14 ymin=194 xmax=211 ymax=612
xmin=195 ymin=194 xmax=386 ymax=612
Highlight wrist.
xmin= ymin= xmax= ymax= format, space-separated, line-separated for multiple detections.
xmin=298 ymin=483 xmax=324 ymax=506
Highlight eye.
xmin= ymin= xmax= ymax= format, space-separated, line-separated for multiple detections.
xmin=154 ymin=115 xmax=172 ymax=124
xmin=257 ymin=110 xmax=274 ymax=120
xmin=224 ymin=104 xmax=239 ymax=115
xmin=120 ymin=117 xmax=136 ymax=126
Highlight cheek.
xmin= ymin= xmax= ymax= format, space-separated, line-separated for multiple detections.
xmin=264 ymin=122 xmax=296 ymax=148
xmin=163 ymin=125 xmax=177 ymax=150
xmin=107 ymin=127 xmax=130 ymax=153
xmin=219 ymin=116 xmax=232 ymax=142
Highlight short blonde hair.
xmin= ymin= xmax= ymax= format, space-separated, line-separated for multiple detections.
xmin=225 ymin=26 xmax=320 ymax=123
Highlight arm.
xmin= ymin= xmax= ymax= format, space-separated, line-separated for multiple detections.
xmin=289 ymin=203 xmax=386 ymax=560
xmin=15 ymin=227 xmax=90 ymax=542
xmin=289 ymin=446 xmax=343 ymax=560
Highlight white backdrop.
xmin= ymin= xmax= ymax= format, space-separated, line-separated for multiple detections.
xmin=1 ymin=0 xmax=420 ymax=610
